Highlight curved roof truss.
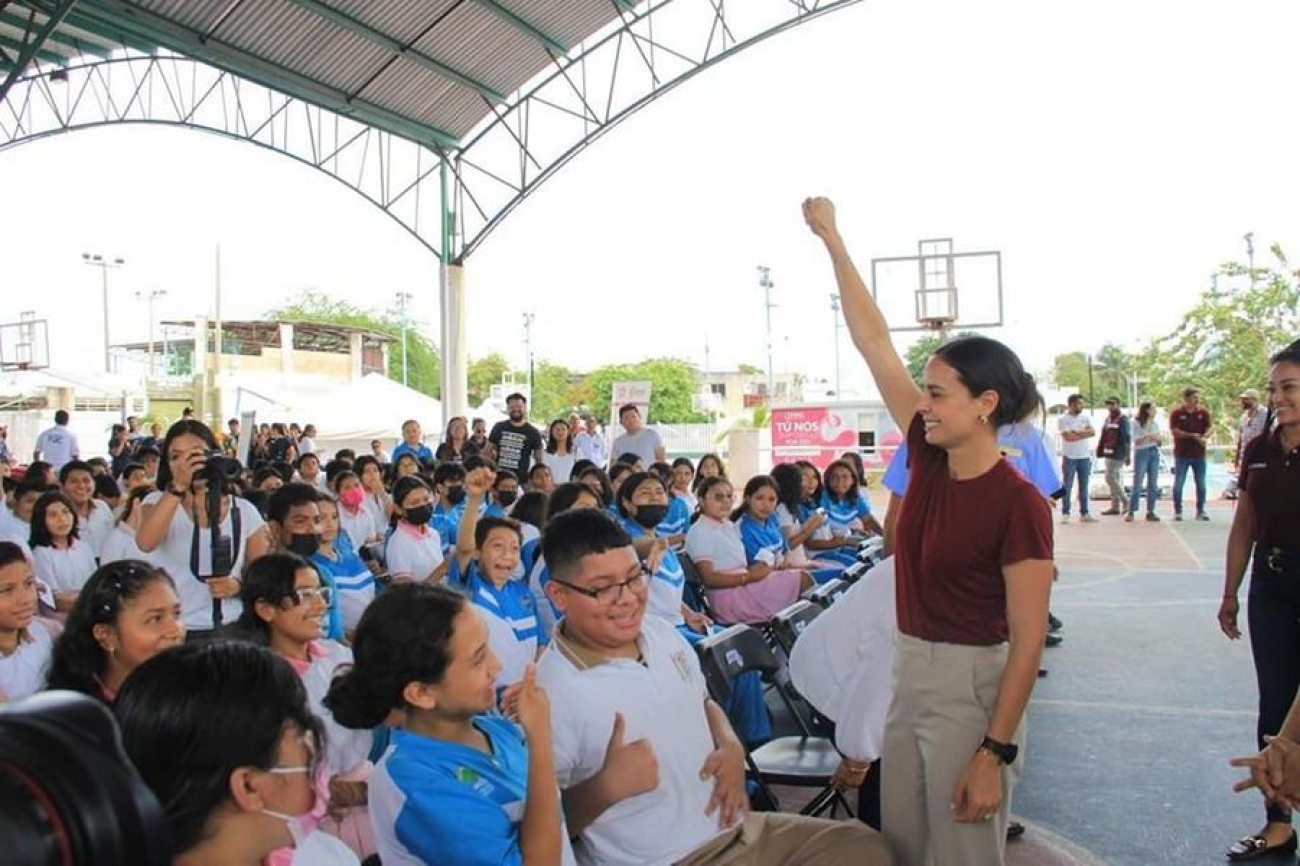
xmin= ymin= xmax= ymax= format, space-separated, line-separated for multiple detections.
xmin=1 ymin=0 xmax=861 ymax=261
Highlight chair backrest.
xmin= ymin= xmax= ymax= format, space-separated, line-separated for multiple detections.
xmin=841 ymin=561 xmax=869 ymax=584
xmin=767 ymin=600 xmax=823 ymax=656
xmin=694 ymin=623 xmax=780 ymax=705
xmin=805 ymin=578 xmax=848 ymax=608
xmin=677 ymin=551 xmax=715 ymax=618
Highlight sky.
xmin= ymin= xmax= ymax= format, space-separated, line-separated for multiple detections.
xmin=2 ymin=0 xmax=1298 ymax=402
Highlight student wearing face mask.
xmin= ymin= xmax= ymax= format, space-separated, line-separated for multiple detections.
xmin=115 ymin=640 xmax=360 ymax=866
xmin=431 ymin=462 xmax=469 ymax=557
xmin=263 ymin=484 xmax=344 ymax=643
xmin=385 ymin=476 xmax=449 ymax=585
xmin=237 ymin=553 xmax=376 ymax=861
xmin=45 ymin=560 xmax=186 ymax=703
xmin=331 ymin=470 xmax=380 ymax=548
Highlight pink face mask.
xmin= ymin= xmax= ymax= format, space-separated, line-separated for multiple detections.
xmin=263 ymin=763 xmax=336 ymax=866
xmin=338 ymin=487 xmax=366 ymax=510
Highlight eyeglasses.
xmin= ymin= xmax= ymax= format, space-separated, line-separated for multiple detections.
xmin=552 ymin=567 xmax=650 ymax=605
xmin=288 ymin=586 xmax=331 ymax=607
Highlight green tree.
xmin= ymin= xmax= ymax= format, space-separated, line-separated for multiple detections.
xmin=1135 ymin=245 xmax=1299 ymax=440
xmin=1051 ymin=351 xmax=1089 ymax=392
xmin=267 ymin=290 xmax=441 ymax=397
xmin=904 ymin=331 xmax=977 ymax=385
xmin=467 ymin=352 xmax=512 ymax=408
xmin=582 ymin=358 xmax=706 ymax=424
xmin=1091 ymin=342 xmax=1134 ymax=405
xmin=530 ymin=359 xmax=579 ymax=423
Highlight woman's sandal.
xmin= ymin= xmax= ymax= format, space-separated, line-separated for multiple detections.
xmin=1225 ymin=829 xmax=1297 ymax=861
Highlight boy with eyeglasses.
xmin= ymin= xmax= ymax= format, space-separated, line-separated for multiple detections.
xmin=536 ymin=508 xmax=890 ymax=865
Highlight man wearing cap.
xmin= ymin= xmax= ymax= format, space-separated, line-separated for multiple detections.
xmin=1096 ymin=397 xmax=1132 ymax=516
xmin=1170 ymin=387 xmax=1213 ymax=521
xmin=1225 ymin=389 xmax=1268 ymax=500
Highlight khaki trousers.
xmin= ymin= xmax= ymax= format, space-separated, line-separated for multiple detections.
xmin=676 ymin=811 xmax=892 ymax=865
xmin=882 ymin=633 xmax=1024 ymax=866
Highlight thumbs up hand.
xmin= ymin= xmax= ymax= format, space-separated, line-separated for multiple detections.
xmin=599 ymin=712 xmax=660 ymax=803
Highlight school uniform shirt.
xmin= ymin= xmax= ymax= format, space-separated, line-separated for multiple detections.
xmin=620 ymin=518 xmax=686 ymax=627
xmin=339 ymin=502 xmax=380 ymax=550
xmin=77 ymin=500 xmax=116 ymax=560
xmin=737 ymin=513 xmax=788 ymax=566
xmin=655 ymin=496 xmax=691 ymax=542
xmin=673 ymin=489 xmax=697 ymax=513
xmin=384 ymin=521 xmax=445 ymax=584
xmin=287 ymin=640 xmax=372 ymax=777
xmin=463 ymin=562 xmax=546 ymax=687
xmin=542 ymin=450 xmax=578 ymax=484
xmin=0 ymin=619 xmax=55 ymax=702
xmin=31 ymin=542 xmax=97 ymax=594
xmin=141 ymin=492 xmax=265 ymax=630
xmin=774 ymin=503 xmax=814 ymax=566
xmin=536 ymin=615 xmax=723 ymax=866
xmin=882 ymin=421 xmax=1063 ymax=499
xmin=311 ymin=536 xmax=377 ymax=630
xmin=98 ymin=524 xmax=147 ymax=565
xmin=298 ymin=436 xmax=317 ymax=455
xmin=684 ymin=516 xmax=748 ymax=573
xmin=818 ymin=490 xmax=871 ymax=535
xmin=0 ymin=511 xmax=30 ymax=548
xmin=363 ymin=493 xmax=389 ymax=533
xmin=430 ymin=505 xmax=459 ymax=557
xmin=788 ymin=557 xmax=897 ymax=763
xmin=369 ymin=717 xmax=577 ymax=866
xmin=34 ymin=424 xmax=80 ymax=471
xmin=390 ymin=442 xmax=434 ymax=465
xmin=526 ymin=554 xmax=562 ymax=638
xmin=510 ymin=536 xmax=541 ymax=584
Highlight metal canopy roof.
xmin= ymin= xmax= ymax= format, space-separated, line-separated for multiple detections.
xmin=1 ymin=0 xmax=632 ymax=149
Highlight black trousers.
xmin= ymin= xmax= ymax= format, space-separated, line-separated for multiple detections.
xmin=1247 ymin=547 xmax=1300 ymax=825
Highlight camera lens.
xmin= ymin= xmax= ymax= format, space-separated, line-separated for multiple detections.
xmin=0 ymin=692 xmax=171 ymax=865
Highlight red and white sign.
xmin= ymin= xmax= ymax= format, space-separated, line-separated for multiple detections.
xmin=771 ymin=407 xmax=857 ymax=470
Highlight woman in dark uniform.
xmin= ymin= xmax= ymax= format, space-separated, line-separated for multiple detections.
xmin=1220 ymin=338 xmax=1300 ymax=861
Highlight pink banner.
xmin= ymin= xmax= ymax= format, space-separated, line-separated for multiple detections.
xmin=771 ymin=408 xmax=857 ymax=450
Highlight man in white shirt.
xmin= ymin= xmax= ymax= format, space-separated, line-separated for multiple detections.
xmin=299 ymin=423 xmax=318 ymax=455
xmin=574 ymin=415 xmax=609 ymax=466
xmin=536 ymin=508 xmax=889 ymax=866
xmin=610 ymin=405 xmax=665 ymax=469
xmin=33 ymin=410 xmax=80 ymax=472
xmin=1057 ymin=395 xmax=1096 ymax=524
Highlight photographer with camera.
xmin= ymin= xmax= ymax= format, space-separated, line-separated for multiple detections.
xmin=136 ymin=421 xmax=269 ymax=638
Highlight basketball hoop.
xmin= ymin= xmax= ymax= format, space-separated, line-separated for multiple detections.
xmin=870 ymin=238 xmax=1004 ymax=334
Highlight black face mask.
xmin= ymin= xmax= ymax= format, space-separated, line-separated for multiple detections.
xmin=496 ymin=490 xmax=518 ymax=507
xmin=405 ymin=504 xmax=434 ymax=525
xmin=634 ymin=503 xmax=669 ymax=529
xmin=446 ymin=486 xmax=467 ymax=506
xmin=288 ymin=533 xmax=320 ymax=557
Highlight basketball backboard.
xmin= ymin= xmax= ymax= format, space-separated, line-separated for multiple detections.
xmin=0 ymin=314 xmax=50 ymax=371
xmin=870 ymin=239 xmax=1003 ymax=334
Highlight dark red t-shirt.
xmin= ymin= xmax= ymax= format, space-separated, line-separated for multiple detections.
xmin=1170 ymin=406 xmax=1212 ymax=459
xmin=1240 ymin=429 xmax=1300 ymax=548
xmin=895 ymin=414 xmax=1054 ymax=645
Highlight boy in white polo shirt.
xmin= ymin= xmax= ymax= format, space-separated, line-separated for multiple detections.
xmin=536 ymin=508 xmax=891 ymax=866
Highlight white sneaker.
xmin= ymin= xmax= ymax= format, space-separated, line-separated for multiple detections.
xmin=1080 ymin=514 xmax=1099 ymax=523
xmin=1060 ymin=515 xmax=1071 ymax=524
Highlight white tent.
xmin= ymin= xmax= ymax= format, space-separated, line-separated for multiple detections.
xmin=289 ymin=373 xmax=443 ymax=454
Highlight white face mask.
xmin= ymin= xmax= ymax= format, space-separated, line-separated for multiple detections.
xmin=261 ymin=764 xmax=360 ymax=866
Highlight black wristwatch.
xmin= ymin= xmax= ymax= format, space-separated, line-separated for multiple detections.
xmin=167 ymin=486 xmax=189 ymax=498
xmin=978 ymin=735 xmax=1019 ymax=765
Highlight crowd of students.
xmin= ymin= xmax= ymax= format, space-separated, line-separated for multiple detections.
xmin=0 ymin=394 xmax=899 ymax=865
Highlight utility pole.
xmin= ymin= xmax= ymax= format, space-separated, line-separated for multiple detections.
xmin=395 ymin=291 xmax=413 ymax=387
xmin=135 ymin=288 xmax=167 ymax=377
xmin=757 ymin=266 xmax=775 ymax=405
xmin=1244 ymin=232 xmax=1256 ymax=289
xmin=829 ymin=293 xmax=842 ymax=398
xmin=82 ymin=252 xmax=124 ymax=372
xmin=522 ymin=312 xmax=535 ymax=413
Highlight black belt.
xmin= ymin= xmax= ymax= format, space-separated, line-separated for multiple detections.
xmin=1260 ymin=546 xmax=1300 ymax=573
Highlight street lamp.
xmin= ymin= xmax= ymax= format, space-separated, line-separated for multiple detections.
xmin=82 ymin=252 xmax=125 ymax=372
xmin=829 ymin=294 xmax=842 ymax=398
xmin=522 ymin=312 xmax=535 ymax=411
xmin=395 ymin=291 xmax=413 ymax=387
xmin=757 ymin=266 xmax=775 ymax=404
xmin=135 ymin=288 xmax=167 ymax=377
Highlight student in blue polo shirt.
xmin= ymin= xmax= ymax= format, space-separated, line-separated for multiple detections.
xmin=819 ymin=459 xmax=884 ymax=540
xmin=648 ymin=461 xmax=691 ymax=547
xmin=735 ymin=475 xmax=825 ymax=587
xmin=452 ymin=468 xmax=545 ymax=691
xmin=390 ymin=419 xmax=433 ymax=466
xmin=325 ymin=584 xmax=572 ymax=866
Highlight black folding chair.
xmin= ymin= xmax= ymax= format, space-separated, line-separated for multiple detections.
xmin=766 ymin=599 xmax=823 ymax=658
xmin=677 ymin=552 xmax=718 ymax=622
xmin=695 ymin=624 xmax=852 ymax=818
xmin=803 ymin=578 xmax=849 ymax=609
xmin=840 ymin=561 xmax=870 ymax=584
